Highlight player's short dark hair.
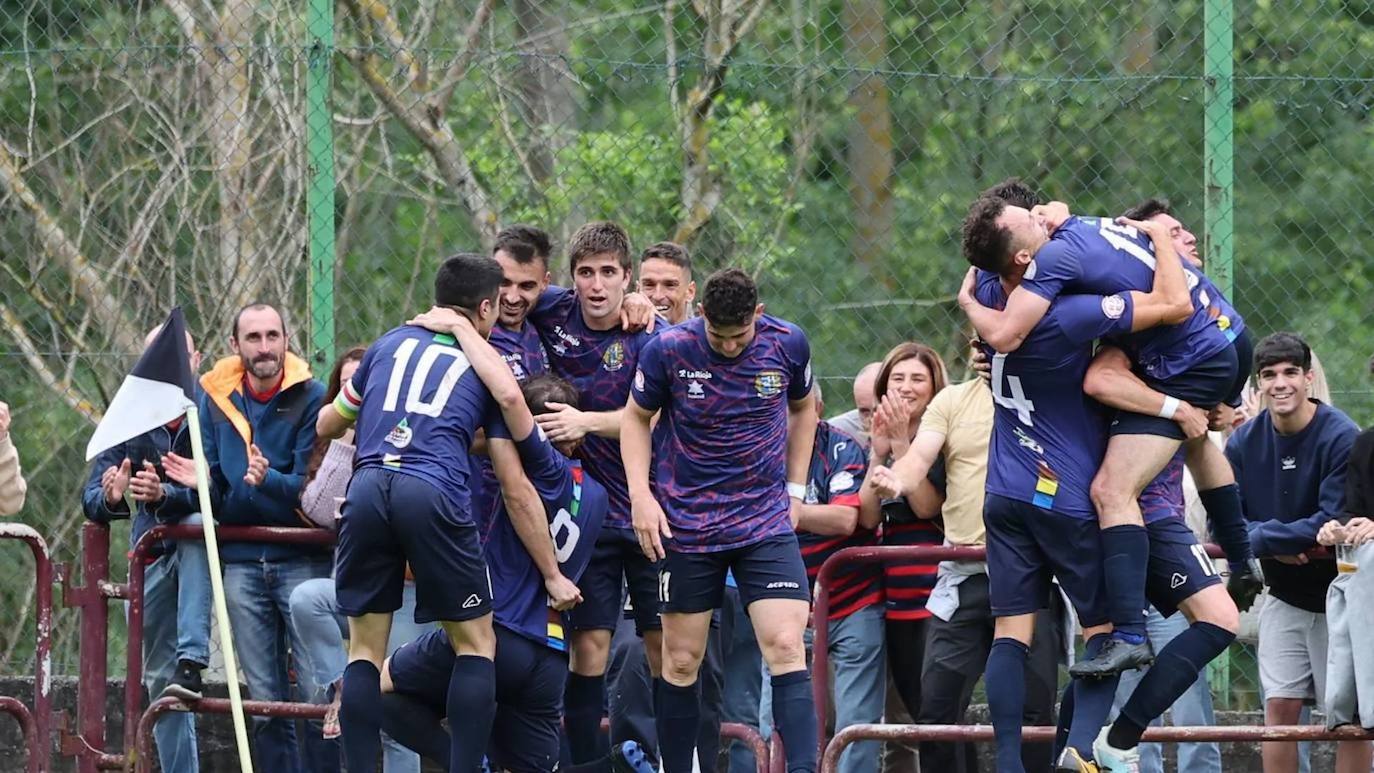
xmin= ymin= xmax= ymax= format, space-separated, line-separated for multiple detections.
xmin=522 ymin=375 xmax=580 ymax=414
xmin=567 ymin=221 xmax=632 ymax=273
xmin=874 ymin=341 xmax=948 ymax=403
xmin=1122 ymin=197 xmax=1173 ymax=221
xmin=495 ymin=225 xmax=552 ymax=264
xmin=640 ymin=241 xmax=692 ymax=276
xmin=232 ymin=302 xmax=285 ymax=340
xmin=435 ymin=252 xmax=503 ymax=311
xmin=700 ymin=268 xmax=758 ymax=328
xmin=961 ymin=196 xmax=1017 ymax=275
xmin=980 ymin=177 xmax=1042 ymax=210
xmin=1254 ymin=332 xmax=1312 ymax=374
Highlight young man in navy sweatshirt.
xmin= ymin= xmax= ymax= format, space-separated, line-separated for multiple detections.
xmin=1225 ymin=332 xmax=1371 ymax=773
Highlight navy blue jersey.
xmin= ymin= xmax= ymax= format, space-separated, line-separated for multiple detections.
xmin=339 ymin=325 xmax=504 ymax=512
xmin=977 ymin=272 xmax=1135 ymax=518
xmin=1023 ymin=216 xmax=1244 ymax=380
xmin=528 ymin=286 xmax=656 ymax=530
xmin=489 ymin=321 xmax=549 ymax=384
xmin=485 ymin=427 xmax=608 ymax=650
xmin=630 ymin=315 xmax=813 ymax=552
xmin=797 ymin=422 xmax=881 ymax=621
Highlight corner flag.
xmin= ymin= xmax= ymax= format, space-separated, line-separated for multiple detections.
xmin=84 ymin=307 xmax=197 ymax=461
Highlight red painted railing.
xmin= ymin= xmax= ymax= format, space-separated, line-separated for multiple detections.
xmin=0 ymin=523 xmax=55 ymax=773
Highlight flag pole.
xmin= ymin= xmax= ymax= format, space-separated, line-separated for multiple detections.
xmin=185 ymin=404 xmax=255 ymax=773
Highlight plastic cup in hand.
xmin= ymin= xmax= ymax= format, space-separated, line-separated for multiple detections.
xmin=1336 ymin=542 xmax=1358 ymax=574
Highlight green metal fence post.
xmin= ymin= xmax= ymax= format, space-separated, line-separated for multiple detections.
xmin=1204 ymin=0 xmax=1235 ymax=299
xmin=306 ymin=0 xmax=337 ymax=365
xmin=1204 ymin=0 xmax=1235 ymax=710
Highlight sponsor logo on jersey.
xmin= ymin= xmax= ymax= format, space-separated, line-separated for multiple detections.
xmin=766 ymin=581 xmax=801 ymax=590
xmin=754 ymin=370 xmax=784 ymax=398
xmin=602 ymin=341 xmax=626 ymax=372
xmin=687 ymin=380 xmax=706 ymax=399
xmin=634 ymin=368 xmax=645 ymax=392
xmin=386 ymin=418 xmax=413 ymax=449
xmin=829 ymin=471 xmax=856 ymax=493
xmin=1282 ymin=456 xmax=1297 ymax=471
xmin=1170 ymin=573 xmax=1187 ymax=589
xmin=804 ymin=481 xmax=820 ymax=505
xmin=462 ymin=594 xmax=483 ymax=609
xmin=1014 ymin=427 xmax=1044 ymax=455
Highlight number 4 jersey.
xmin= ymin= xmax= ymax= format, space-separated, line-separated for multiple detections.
xmin=976 ymin=272 xmax=1136 ymax=519
xmin=338 ymin=325 xmax=507 ymax=514
xmin=485 ymin=425 xmax=609 ymax=651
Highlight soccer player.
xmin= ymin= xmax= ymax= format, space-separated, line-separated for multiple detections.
xmin=959 ymin=194 xmax=1252 ymax=675
xmin=376 ymin=326 xmax=642 ymax=772
xmin=877 ymin=214 xmax=1196 ymax=771
xmin=623 ymin=268 xmax=819 ymax=773
xmin=637 ymin=241 xmax=696 ymax=325
xmin=523 ymin=221 xmax=663 ymax=763
xmin=490 ymin=225 xmax=554 ymax=382
xmin=316 ymin=253 xmax=579 ymax=772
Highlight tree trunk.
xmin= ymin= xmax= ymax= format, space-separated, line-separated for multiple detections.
xmin=843 ymin=0 xmax=893 ymax=272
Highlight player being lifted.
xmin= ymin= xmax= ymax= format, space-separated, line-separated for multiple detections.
xmin=317 ymin=253 xmax=579 ymax=772
xmin=958 ymin=189 xmax=1257 ymax=676
xmin=623 ymin=268 xmax=820 ymax=773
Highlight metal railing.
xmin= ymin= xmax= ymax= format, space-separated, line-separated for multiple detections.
xmin=0 ymin=523 xmax=55 ymax=773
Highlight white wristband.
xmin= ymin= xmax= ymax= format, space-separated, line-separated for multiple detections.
xmin=787 ymin=482 xmax=807 ymax=500
xmin=1157 ymin=396 xmax=1180 ymax=420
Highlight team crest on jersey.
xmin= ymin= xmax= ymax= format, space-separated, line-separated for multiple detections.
xmin=1101 ymin=294 xmax=1126 ymax=320
xmin=754 ymin=370 xmax=784 ymax=398
xmin=386 ymin=418 xmax=413 ymax=449
xmin=602 ymin=341 xmax=626 ymax=372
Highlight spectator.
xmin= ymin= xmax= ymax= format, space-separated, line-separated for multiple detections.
xmin=828 ymin=363 xmax=881 ymax=450
xmin=0 ymin=401 xmax=26 ymax=516
xmin=1225 ymin=332 xmax=1371 ymax=773
xmin=857 ymin=342 xmax=947 ymax=770
xmin=287 ymin=346 xmax=424 ymax=773
xmin=82 ymin=326 xmax=210 ymax=773
xmin=182 ymin=303 xmax=329 ymax=772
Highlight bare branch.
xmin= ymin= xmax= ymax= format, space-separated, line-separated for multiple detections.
xmin=0 ymin=303 xmax=103 ymax=424
xmin=429 ymin=0 xmax=498 ymax=116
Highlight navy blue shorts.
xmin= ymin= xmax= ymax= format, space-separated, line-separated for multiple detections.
xmin=387 ymin=626 xmax=566 ymax=773
xmin=984 ymin=494 xmax=1109 ymax=628
xmin=336 ymin=467 xmax=491 ymax=624
xmin=567 ymin=527 xmax=661 ymax=634
xmin=660 ymin=532 xmax=810 ymax=614
xmin=1144 ymin=517 xmax=1223 ymax=617
xmin=1111 ymin=332 xmax=1251 ymax=440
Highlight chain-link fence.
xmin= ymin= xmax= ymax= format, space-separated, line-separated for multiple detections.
xmin=0 ymin=0 xmax=1370 ymax=710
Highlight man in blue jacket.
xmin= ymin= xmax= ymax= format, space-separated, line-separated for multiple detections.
xmin=1226 ymin=332 xmax=1371 ymax=773
xmin=83 ymin=326 xmax=210 ymax=773
xmin=190 ymin=303 xmax=328 ymax=772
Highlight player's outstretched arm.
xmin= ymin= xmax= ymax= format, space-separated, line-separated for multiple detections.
xmin=316 ymin=402 xmax=354 ymax=441
xmin=490 ymin=438 xmax=582 ymax=610
xmin=535 ymin=405 xmax=623 ymax=443
xmin=622 ymin=399 xmax=671 ymax=560
xmin=957 ymin=268 xmax=1051 ymax=353
xmin=1120 ymin=216 xmax=1193 ymax=329
xmin=1083 ymin=346 xmax=1208 ymax=439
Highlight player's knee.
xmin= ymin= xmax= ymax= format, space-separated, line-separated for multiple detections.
xmin=758 ymin=629 xmax=806 ymax=672
xmin=1089 ymin=471 xmax=1132 ymax=515
xmin=1196 ymin=597 xmax=1241 ymax=635
xmin=661 ymin=642 xmax=704 ymax=683
xmin=569 ymin=629 xmax=611 ymax=676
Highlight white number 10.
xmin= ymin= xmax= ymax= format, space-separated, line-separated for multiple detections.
xmin=382 ymin=338 xmax=471 ymax=417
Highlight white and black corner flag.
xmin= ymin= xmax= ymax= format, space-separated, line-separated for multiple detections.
xmin=85 ymin=307 xmax=198 ymax=461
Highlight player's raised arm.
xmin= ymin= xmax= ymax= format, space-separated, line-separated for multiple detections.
xmin=1119 ymin=216 xmax=1193 ymax=329
xmin=317 ymin=357 xmax=364 ymax=440
xmin=409 ymin=306 xmax=536 ymax=440
xmin=958 ymin=270 xmax=1052 ymax=354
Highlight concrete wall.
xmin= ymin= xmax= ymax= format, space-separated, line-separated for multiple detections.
xmin=0 ymin=677 xmax=1340 ymax=771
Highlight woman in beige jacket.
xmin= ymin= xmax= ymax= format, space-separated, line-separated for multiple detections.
xmin=0 ymin=401 xmax=27 ymax=516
